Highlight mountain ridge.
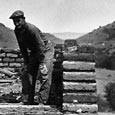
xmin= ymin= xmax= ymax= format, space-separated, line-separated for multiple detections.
xmin=1 ymin=20 xmax=115 ymax=50
xmin=52 ymin=32 xmax=85 ymax=40
xmin=76 ymin=21 xmax=115 ymax=70
xmin=77 ymin=21 xmax=115 ymax=47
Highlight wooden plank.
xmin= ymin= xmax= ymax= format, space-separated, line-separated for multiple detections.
xmin=63 ymin=53 xmax=95 ymax=62
xmin=0 ymin=104 xmax=62 ymax=115
xmin=63 ymin=103 xmax=98 ymax=113
xmin=63 ymin=92 xmax=97 ymax=103
xmin=64 ymin=112 xmax=98 ymax=115
xmin=0 ymin=80 xmax=14 ymax=83
xmin=63 ymin=82 xmax=96 ymax=91
xmin=0 ymin=68 xmax=17 ymax=77
xmin=63 ymin=61 xmax=95 ymax=71
xmin=63 ymin=72 xmax=96 ymax=81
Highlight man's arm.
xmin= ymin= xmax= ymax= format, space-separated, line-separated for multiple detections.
xmin=31 ymin=27 xmax=46 ymax=63
xmin=14 ymin=29 xmax=29 ymax=65
xmin=18 ymin=41 xmax=29 ymax=65
xmin=30 ymin=27 xmax=48 ymax=77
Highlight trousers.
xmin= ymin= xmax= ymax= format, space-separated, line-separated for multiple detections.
xmin=21 ymin=42 xmax=54 ymax=104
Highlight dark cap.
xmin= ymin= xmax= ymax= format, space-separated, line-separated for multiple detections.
xmin=9 ymin=10 xmax=25 ymax=19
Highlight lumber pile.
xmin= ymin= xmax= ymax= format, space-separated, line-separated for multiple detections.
xmin=62 ymin=52 xmax=98 ymax=115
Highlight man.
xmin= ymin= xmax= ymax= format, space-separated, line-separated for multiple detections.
xmin=9 ymin=10 xmax=54 ymax=105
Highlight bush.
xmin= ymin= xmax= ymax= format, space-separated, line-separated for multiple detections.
xmin=95 ymin=52 xmax=115 ymax=69
xmin=104 ymin=82 xmax=115 ymax=110
xmin=97 ymin=94 xmax=110 ymax=112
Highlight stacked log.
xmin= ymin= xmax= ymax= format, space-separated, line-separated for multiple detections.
xmin=0 ymin=104 xmax=62 ymax=115
xmin=0 ymin=46 xmax=98 ymax=115
xmin=63 ymin=52 xmax=98 ymax=115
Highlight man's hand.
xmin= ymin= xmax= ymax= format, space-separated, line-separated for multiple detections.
xmin=39 ymin=63 xmax=48 ymax=75
xmin=21 ymin=64 xmax=28 ymax=72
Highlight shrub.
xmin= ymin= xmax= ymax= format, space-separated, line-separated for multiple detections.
xmin=104 ymin=82 xmax=115 ymax=110
xmin=95 ymin=52 xmax=115 ymax=69
xmin=97 ymin=94 xmax=110 ymax=112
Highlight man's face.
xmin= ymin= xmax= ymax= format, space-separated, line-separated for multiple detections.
xmin=13 ymin=17 xmax=25 ymax=29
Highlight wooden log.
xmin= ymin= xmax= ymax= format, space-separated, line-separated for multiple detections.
xmin=64 ymin=112 xmax=98 ymax=115
xmin=63 ymin=103 xmax=98 ymax=113
xmin=63 ymin=82 xmax=96 ymax=92
xmin=63 ymin=72 xmax=96 ymax=81
xmin=63 ymin=92 xmax=97 ymax=103
xmin=1 ymin=48 xmax=20 ymax=54
xmin=63 ymin=61 xmax=95 ymax=71
xmin=0 ymin=104 xmax=62 ymax=115
xmin=63 ymin=53 xmax=95 ymax=62
xmin=0 ymin=68 xmax=17 ymax=77
xmin=0 ymin=80 xmax=14 ymax=83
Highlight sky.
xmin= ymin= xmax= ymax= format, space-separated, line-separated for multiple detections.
xmin=1 ymin=0 xmax=115 ymax=33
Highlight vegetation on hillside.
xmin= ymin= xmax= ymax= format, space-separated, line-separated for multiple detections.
xmin=0 ymin=23 xmax=18 ymax=48
xmin=77 ymin=21 xmax=115 ymax=45
xmin=77 ymin=21 xmax=115 ymax=70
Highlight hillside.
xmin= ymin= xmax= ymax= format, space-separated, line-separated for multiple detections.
xmin=0 ymin=23 xmax=18 ymax=48
xmin=0 ymin=23 xmax=63 ymax=49
xmin=77 ymin=21 xmax=115 ymax=48
xmin=77 ymin=21 xmax=115 ymax=69
xmin=43 ymin=33 xmax=64 ymax=45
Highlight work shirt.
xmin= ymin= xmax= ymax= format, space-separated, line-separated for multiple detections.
xmin=14 ymin=22 xmax=46 ymax=64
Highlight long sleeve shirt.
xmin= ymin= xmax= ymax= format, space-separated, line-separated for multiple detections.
xmin=14 ymin=22 xmax=46 ymax=64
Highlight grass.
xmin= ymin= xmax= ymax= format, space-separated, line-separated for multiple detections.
xmin=96 ymin=68 xmax=115 ymax=113
xmin=96 ymin=68 xmax=115 ymax=95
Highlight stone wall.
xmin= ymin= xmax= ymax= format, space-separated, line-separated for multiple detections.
xmin=0 ymin=48 xmax=23 ymax=70
xmin=0 ymin=48 xmax=63 ymax=115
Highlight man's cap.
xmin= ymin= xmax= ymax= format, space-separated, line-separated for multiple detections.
xmin=9 ymin=10 xmax=25 ymax=19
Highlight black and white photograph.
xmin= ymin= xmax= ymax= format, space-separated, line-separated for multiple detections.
xmin=0 ymin=0 xmax=115 ymax=115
